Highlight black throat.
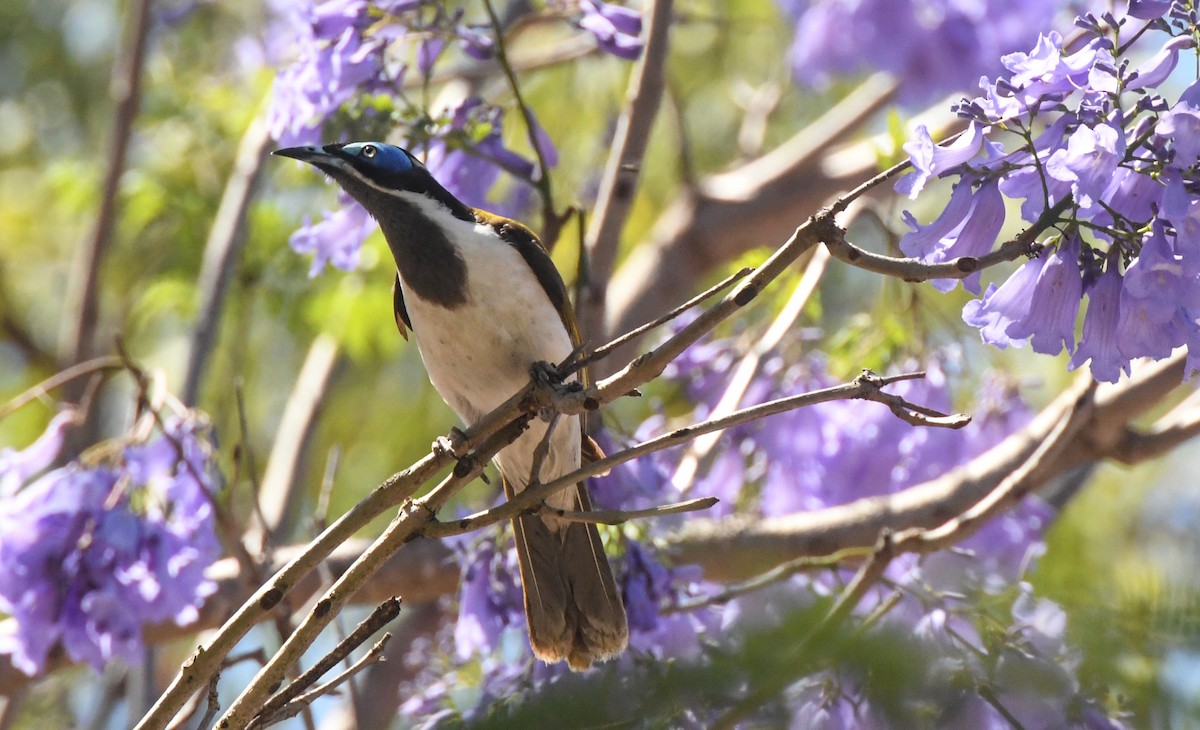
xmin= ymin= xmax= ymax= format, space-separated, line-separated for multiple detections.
xmin=338 ymin=176 xmax=470 ymax=308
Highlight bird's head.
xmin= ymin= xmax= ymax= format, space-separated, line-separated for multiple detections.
xmin=274 ymin=141 xmax=473 ymax=222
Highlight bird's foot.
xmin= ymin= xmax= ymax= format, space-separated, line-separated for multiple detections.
xmin=530 ymin=360 xmax=565 ymax=385
xmin=530 ymin=361 xmax=584 ymax=422
xmin=432 ymin=426 xmax=469 ymax=459
xmin=433 ymin=428 xmax=491 ymax=484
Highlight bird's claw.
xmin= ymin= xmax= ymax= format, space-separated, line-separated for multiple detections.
xmin=530 ymin=360 xmax=564 ymax=385
xmin=432 ymin=427 xmax=469 ymax=459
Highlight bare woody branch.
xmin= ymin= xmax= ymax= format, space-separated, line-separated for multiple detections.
xmin=710 ymin=387 xmax=1092 ymax=729
xmin=601 ymin=73 xmax=912 ymax=362
xmin=212 ymin=420 xmax=529 ymax=729
xmin=424 ymin=370 xmax=949 ymax=539
xmin=668 ymin=354 xmax=1187 ymax=582
xmin=182 ymin=112 xmax=274 ymax=405
xmin=59 ymin=0 xmax=153 ymax=371
xmin=541 ymin=496 xmax=720 ymax=526
xmin=578 ymin=0 xmax=674 ymax=341
xmin=249 ymin=597 xmax=401 ymax=730
xmin=256 ymin=635 xmax=390 ymax=730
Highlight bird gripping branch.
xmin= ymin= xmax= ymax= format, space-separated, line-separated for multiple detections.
xmin=275 ymin=141 xmax=629 ymax=670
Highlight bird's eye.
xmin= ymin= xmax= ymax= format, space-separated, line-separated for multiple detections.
xmin=362 ymin=144 xmax=377 ymax=159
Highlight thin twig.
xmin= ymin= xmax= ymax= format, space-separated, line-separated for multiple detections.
xmin=673 ymin=246 xmax=830 ymax=492
xmin=248 ymin=598 xmax=401 ymax=730
xmin=667 ymin=546 xmax=874 ymax=614
xmin=0 ymin=356 xmax=124 ymax=419
xmin=481 ymin=0 xmax=561 ymax=244
xmin=234 ymin=380 xmax=265 ymax=536
xmin=313 ymin=446 xmax=342 ymax=531
xmin=566 ymin=266 xmax=752 ymax=376
xmin=527 ymin=411 xmax=561 ymax=486
xmin=165 ymin=673 xmax=220 ymax=730
xmin=59 ymin=0 xmax=153 ymax=369
xmin=182 ymin=111 xmax=272 ymax=405
xmin=256 ymin=635 xmax=390 ymax=730
xmin=425 ymin=370 xmax=942 ymax=539
xmin=825 ymin=196 xmax=1072 ymax=283
xmin=540 ymin=496 xmax=718 ymax=525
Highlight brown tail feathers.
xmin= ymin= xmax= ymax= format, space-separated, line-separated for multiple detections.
xmin=506 ymin=477 xmax=628 ymax=670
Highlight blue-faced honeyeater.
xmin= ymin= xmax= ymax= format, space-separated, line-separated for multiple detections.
xmin=274 ymin=141 xmax=629 ymax=670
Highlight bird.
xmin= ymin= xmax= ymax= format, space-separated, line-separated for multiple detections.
xmin=274 ymin=141 xmax=629 ymax=670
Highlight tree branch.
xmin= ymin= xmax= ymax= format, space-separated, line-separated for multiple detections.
xmin=250 ymin=598 xmax=400 ymax=729
xmin=541 ymin=496 xmax=719 ymax=525
xmin=182 ymin=112 xmax=273 ymax=405
xmin=59 ymin=0 xmax=154 ymax=370
xmin=424 ymin=370 xmax=942 ymax=539
xmin=213 ymin=421 xmax=528 ymax=729
xmin=578 ymin=0 xmax=674 ymax=342
xmin=249 ymin=333 xmax=342 ymax=547
xmin=600 ymin=73 xmax=912 ymax=366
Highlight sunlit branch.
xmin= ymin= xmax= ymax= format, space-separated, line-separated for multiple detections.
xmin=541 ymin=496 xmax=719 ymax=526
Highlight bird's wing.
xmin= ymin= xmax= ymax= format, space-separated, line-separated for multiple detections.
xmin=473 ymin=210 xmax=580 ymax=348
xmin=392 ymin=273 xmax=411 ymax=341
xmin=474 ymin=210 xmax=609 ymax=462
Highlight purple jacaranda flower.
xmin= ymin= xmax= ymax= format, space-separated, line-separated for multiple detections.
xmin=895 ymin=122 xmax=989 ymax=199
xmin=589 ymin=421 xmax=675 ymax=512
xmin=267 ymin=0 xmax=394 ymax=147
xmin=620 ymin=540 xmax=672 ymax=633
xmin=1128 ymin=0 xmax=1172 ymax=19
xmin=1156 ymin=89 xmax=1200 ymax=169
xmin=579 ymin=0 xmax=643 ymax=60
xmin=423 ymin=98 xmax=554 ymax=209
xmin=963 ymin=256 xmax=1040 ymax=349
xmin=0 ymin=417 xmax=220 ymax=675
xmin=454 ymin=538 xmax=526 ymax=661
xmin=1005 ymin=234 xmax=1083 ymax=355
xmin=1001 ymin=32 xmax=1104 ymax=105
xmin=1100 ymin=164 xmax=1164 ymax=226
xmin=1116 ymin=221 xmax=1200 ymax=361
xmin=1045 ymin=120 xmax=1126 ymax=210
xmin=1127 ymin=35 xmax=1195 ymax=91
xmin=425 ymin=141 xmax=504 ymax=209
xmin=784 ymin=0 xmax=1086 ymax=104
xmin=417 ymin=36 xmax=444 ymax=75
xmin=288 ymin=192 xmax=374 ymax=276
xmin=455 ymin=25 xmax=495 ymax=59
xmin=0 ymin=409 xmax=76 ymax=497
xmin=964 ymin=236 xmax=1083 ymax=355
xmin=1069 ymin=265 xmax=1127 ymax=382
xmin=901 ymin=178 xmax=1006 ymax=294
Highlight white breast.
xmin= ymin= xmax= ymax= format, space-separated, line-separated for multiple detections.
xmin=394 ymin=194 xmax=574 ymax=418
xmin=394 ymin=195 xmax=582 ymax=511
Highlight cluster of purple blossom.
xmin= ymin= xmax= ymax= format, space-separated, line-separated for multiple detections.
xmin=0 ymin=413 xmax=221 ymax=676
xmin=269 ymin=0 xmax=642 ymax=275
xmin=780 ymin=0 xmax=1091 ymax=103
xmin=395 ymin=330 xmax=1122 ymax=726
xmin=896 ymin=4 xmax=1200 ymax=382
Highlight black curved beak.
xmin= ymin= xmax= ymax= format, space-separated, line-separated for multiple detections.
xmin=273 ymin=145 xmax=335 ymax=164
